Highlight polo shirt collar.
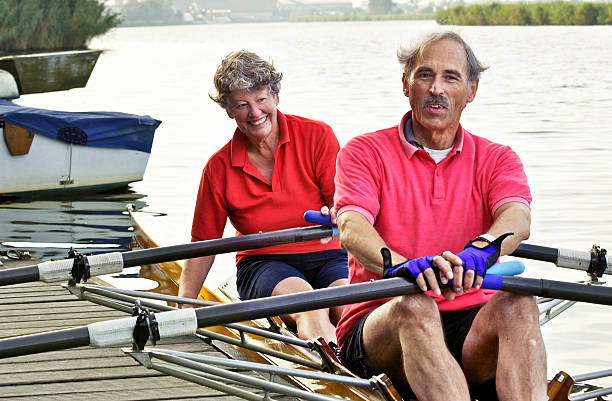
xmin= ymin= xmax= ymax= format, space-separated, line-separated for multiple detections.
xmin=398 ymin=111 xmax=465 ymax=158
xmin=230 ymin=110 xmax=290 ymax=167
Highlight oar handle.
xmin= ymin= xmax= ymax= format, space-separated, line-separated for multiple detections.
xmin=303 ymin=210 xmax=338 ymax=236
xmin=487 ymin=261 xmax=525 ymax=276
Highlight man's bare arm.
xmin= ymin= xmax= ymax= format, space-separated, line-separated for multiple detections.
xmin=337 ymin=211 xmax=405 ymax=275
xmin=480 ymin=202 xmax=531 ymax=255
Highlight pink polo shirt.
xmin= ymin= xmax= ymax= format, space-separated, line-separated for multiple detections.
xmin=334 ymin=112 xmax=531 ymax=346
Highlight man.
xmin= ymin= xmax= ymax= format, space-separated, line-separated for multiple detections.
xmin=333 ymin=31 xmax=547 ymax=400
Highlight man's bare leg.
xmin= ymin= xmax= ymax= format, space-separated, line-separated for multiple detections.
xmin=462 ymin=292 xmax=547 ymax=401
xmin=362 ymin=294 xmax=471 ymax=401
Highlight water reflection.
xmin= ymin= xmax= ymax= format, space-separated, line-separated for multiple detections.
xmin=0 ymin=189 xmax=147 ymax=261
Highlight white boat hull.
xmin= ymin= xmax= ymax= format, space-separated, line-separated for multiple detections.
xmin=1 ymin=128 xmax=150 ymax=195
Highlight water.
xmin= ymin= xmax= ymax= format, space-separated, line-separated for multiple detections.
xmin=1 ymin=20 xmax=611 ymax=391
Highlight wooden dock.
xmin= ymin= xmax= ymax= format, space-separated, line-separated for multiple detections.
xmin=0 ymin=258 xmax=297 ymax=400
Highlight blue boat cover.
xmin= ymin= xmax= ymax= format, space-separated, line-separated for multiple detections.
xmin=0 ymin=100 xmax=160 ymax=153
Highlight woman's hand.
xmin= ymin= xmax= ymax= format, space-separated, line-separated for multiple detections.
xmin=319 ymin=205 xmax=338 ymax=244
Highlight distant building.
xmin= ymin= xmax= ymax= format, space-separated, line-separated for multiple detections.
xmin=184 ymin=0 xmax=279 ymax=22
xmin=279 ymin=1 xmax=355 ymax=16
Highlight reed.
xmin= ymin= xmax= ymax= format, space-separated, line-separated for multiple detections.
xmin=436 ymin=2 xmax=612 ymax=25
xmin=0 ymin=0 xmax=120 ymax=54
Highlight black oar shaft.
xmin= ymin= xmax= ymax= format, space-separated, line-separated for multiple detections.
xmin=512 ymin=243 xmax=559 ymax=264
xmin=0 ymin=326 xmax=90 ymax=359
xmin=0 ymin=265 xmax=39 ymax=286
xmin=123 ymin=226 xmax=332 ymax=267
xmin=194 ymin=278 xmax=421 ymax=328
xmin=501 ymin=276 xmax=612 ymax=305
xmin=0 ymin=276 xmax=611 ymax=359
xmin=121 ymin=225 xmax=332 ymax=267
xmin=0 ymin=225 xmax=333 ymax=286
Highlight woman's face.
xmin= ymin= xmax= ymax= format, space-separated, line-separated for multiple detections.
xmin=226 ymin=86 xmax=279 ymax=143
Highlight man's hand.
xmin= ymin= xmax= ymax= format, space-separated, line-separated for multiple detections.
xmin=381 ymin=248 xmax=457 ymax=297
xmin=456 ymin=233 xmax=513 ymax=290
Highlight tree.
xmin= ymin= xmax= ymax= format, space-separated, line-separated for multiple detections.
xmin=369 ymin=0 xmax=394 ymax=14
xmin=0 ymin=0 xmax=119 ymax=53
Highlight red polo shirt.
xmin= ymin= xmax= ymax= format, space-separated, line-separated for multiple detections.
xmin=334 ymin=111 xmax=532 ymax=346
xmin=191 ymin=111 xmax=342 ymax=261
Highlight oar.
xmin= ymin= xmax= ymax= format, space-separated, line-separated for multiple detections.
xmin=304 ymin=211 xmax=612 ymax=277
xmin=1 ymin=268 xmax=611 ymax=359
xmin=0 ymin=225 xmax=333 ymax=286
xmin=510 ymin=243 xmax=611 ymax=276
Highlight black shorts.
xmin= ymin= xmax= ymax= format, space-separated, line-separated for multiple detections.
xmin=236 ymin=249 xmax=348 ymax=300
xmin=340 ymin=305 xmax=498 ymax=401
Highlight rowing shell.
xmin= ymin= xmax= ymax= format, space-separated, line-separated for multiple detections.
xmin=129 ymin=209 xmax=402 ymax=401
xmin=128 ymin=210 xmax=612 ymax=401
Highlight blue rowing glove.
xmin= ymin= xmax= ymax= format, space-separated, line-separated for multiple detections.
xmin=381 ymin=248 xmax=437 ymax=281
xmin=457 ymin=233 xmax=513 ymax=278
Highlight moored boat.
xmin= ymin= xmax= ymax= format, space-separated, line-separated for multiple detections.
xmin=0 ymin=99 xmax=160 ymax=196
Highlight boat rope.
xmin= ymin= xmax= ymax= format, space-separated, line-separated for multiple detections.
xmin=588 ymin=244 xmax=608 ymax=279
xmin=0 ymin=249 xmax=31 ymax=260
xmin=132 ymin=300 xmax=160 ymax=350
xmin=68 ymin=248 xmax=91 ymax=283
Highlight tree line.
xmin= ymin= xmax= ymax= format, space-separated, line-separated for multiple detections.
xmin=0 ymin=0 xmax=119 ymax=54
xmin=436 ymin=2 xmax=612 ymax=25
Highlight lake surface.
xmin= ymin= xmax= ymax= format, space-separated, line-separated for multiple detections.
xmin=2 ymin=20 xmax=611 ymax=391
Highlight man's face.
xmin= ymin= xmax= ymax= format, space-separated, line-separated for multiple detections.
xmin=404 ymin=38 xmax=478 ymax=137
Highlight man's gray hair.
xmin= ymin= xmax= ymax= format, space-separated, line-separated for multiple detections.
xmin=210 ymin=50 xmax=283 ymax=108
xmin=397 ymin=31 xmax=488 ymax=83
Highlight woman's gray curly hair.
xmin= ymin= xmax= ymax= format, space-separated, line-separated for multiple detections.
xmin=210 ymin=50 xmax=283 ymax=108
xmin=397 ymin=31 xmax=488 ymax=83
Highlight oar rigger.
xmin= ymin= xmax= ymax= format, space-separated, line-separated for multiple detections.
xmin=132 ymin=300 xmax=161 ymax=350
xmin=587 ymin=244 xmax=608 ymax=280
xmin=67 ymin=248 xmax=90 ymax=283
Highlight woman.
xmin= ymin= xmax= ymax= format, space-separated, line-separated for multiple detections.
xmin=178 ymin=50 xmax=348 ymax=345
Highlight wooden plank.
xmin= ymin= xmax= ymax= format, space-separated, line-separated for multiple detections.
xmin=0 ymin=344 xmax=219 ymax=374
xmin=0 ymin=301 xmax=123 ymax=316
xmin=0 ymin=310 xmax=122 ymax=325
xmin=0 ymin=266 xmax=298 ymax=400
xmin=0 ymin=373 xmax=298 ymax=400
xmin=0 ymin=285 xmax=69 ymax=295
xmin=0 ymin=375 xmax=217 ymax=398
xmin=0 ymin=293 xmax=79 ymax=304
